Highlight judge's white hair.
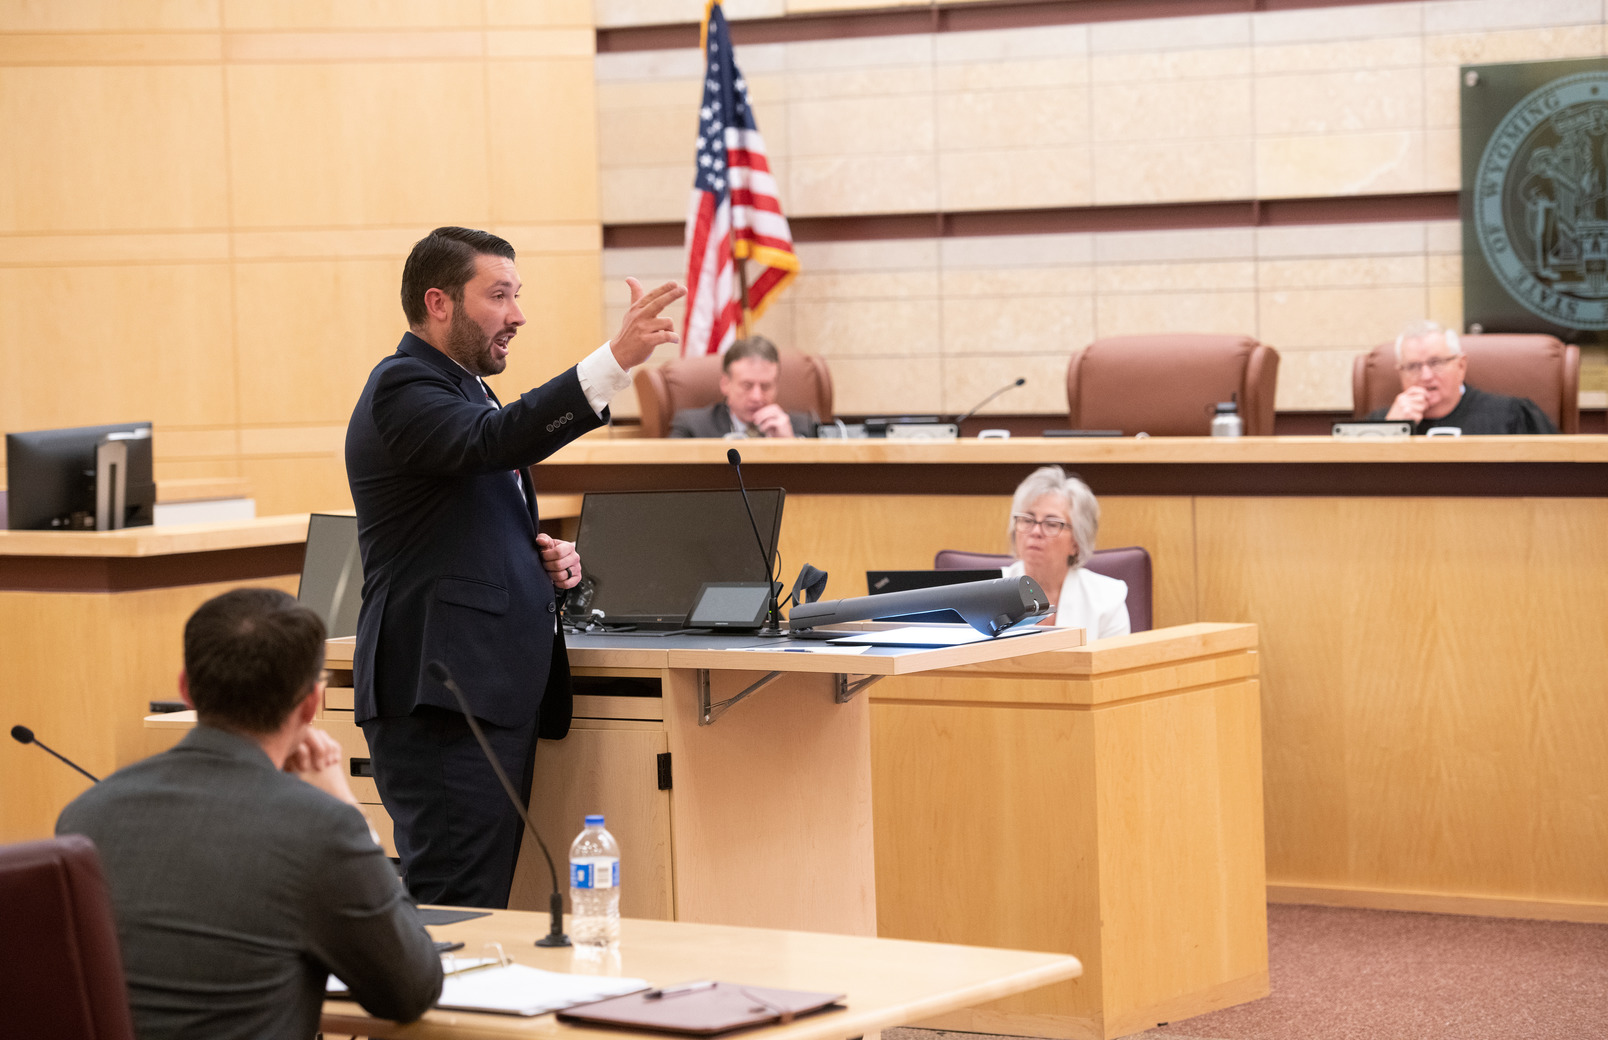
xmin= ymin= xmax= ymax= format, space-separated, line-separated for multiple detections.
xmin=1394 ymin=319 xmax=1461 ymax=361
xmin=1007 ymin=465 xmax=1099 ymax=570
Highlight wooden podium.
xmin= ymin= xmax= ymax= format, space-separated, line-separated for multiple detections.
xmin=322 ymin=626 xmax=1088 ymax=938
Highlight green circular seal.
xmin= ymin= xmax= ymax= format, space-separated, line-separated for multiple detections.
xmin=1473 ymin=70 xmax=1608 ymax=330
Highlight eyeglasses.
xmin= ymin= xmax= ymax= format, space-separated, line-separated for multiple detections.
xmin=1397 ymin=355 xmax=1460 ymax=376
xmin=1012 ymin=513 xmax=1070 ymax=536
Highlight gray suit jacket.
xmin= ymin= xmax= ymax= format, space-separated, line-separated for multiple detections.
xmin=57 ymin=726 xmax=442 ymax=1040
xmin=669 ymin=401 xmax=817 ymax=438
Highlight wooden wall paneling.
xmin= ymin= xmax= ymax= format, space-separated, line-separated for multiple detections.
xmin=231 ymin=259 xmax=404 ymax=427
xmin=0 ymin=65 xmax=229 ymax=233
xmin=1095 ymin=495 xmax=1196 ymax=629
xmin=224 ymin=62 xmax=493 ymax=230
xmin=515 ymin=718 xmax=674 ymax=922
xmin=238 ymin=456 xmax=355 ymax=516
xmin=1195 ymin=496 xmax=1608 ymax=910
xmin=488 ymin=57 xmax=602 ymax=225
xmin=0 ymin=575 xmax=299 ymax=843
xmin=487 ymin=248 xmax=608 ymax=390
xmin=661 ymin=667 xmax=877 ymax=936
xmin=0 ymin=264 xmax=238 ymax=433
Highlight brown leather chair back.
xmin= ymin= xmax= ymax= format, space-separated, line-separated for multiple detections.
xmin=1066 ymin=334 xmax=1279 ymax=436
xmin=633 ymin=352 xmax=835 ymax=437
xmin=0 ymin=835 xmax=137 ymax=1040
xmin=933 ymin=546 xmax=1153 ymax=633
xmin=1351 ymin=334 xmax=1580 ymax=433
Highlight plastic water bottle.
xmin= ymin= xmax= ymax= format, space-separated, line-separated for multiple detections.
xmin=569 ymin=814 xmax=620 ymax=947
xmin=1210 ymin=401 xmax=1243 ymax=438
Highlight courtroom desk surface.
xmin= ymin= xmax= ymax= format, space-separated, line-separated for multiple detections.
xmin=535 ymin=435 xmax=1608 ymax=497
xmin=322 ymin=911 xmax=1083 ymax=1040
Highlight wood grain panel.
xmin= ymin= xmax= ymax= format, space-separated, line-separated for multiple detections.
xmin=871 ymin=633 xmax=1266 ymax=1039
xmin=239 ymin=457 xmax=355 ymax=515
xmin=663 ymin=668 xmax=876 ymax=936
xmin=485 ymin=250 xmax=607 ymax=396
xmin=1196 ymin=496 xmax=1608 ymax=906
xmin=231 ymin=259 xmax=405 ymax=426
xmin=489 ymin=59 xmax=601 ymax=225
xmin=514 ymin=720 xmax=673 ymax=922
xmin=0 ymin=66 xmax=228 ymax=232
xmin=0 ymin=264 xmax=237 ymax=431
xmin=0 ymin=575 xmax=299 ymax=843
xmin=225 ymin=62 xmax=490 ymax=228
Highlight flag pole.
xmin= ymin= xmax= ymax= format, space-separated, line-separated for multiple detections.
xmin=736 ymin=253 xmax=751 ymax=339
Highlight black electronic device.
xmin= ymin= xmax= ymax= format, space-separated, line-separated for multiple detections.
xmin=572 ymin=488 xmax=784 ymax=629
xmin=298 ymin=513 xmax=363 ymax=638
xmin=861 ymin=416 xmax=945 ymax=438
xmin=1042 ymin=429 xmax=1124 ymax=437
xmin=789 ymin=575 xmax=1052 ymax=637
xmin=5 ymin=422 xmax=155 ymax=530
xmin=724 ymin=448 xmax=784 ymax=636
xmin=866 ymin=568 xmax=999 ymax=595
xmin=687 ymin=582 xmax=773 ymax=630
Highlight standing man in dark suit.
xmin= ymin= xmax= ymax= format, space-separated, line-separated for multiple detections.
xmin=346 ymin=226 xmax=683 ymax=908
xmin=58 ymin=588 xmax=442 ymax=1040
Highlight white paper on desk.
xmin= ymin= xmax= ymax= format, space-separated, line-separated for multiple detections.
xmin=326 ymin=957 xmax=504 ymax=995
xmin=437 ymin=963 xmax=650 ymax=1017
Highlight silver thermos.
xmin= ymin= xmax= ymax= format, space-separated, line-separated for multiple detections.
xmin=1210 ymin=401 xmax=1243 ymax=438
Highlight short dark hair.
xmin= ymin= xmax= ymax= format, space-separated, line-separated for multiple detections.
xmin=722 ymin=335 xmax=780 ymax=372
xmin=400 ymin=226 xmax=516 ymax=327
xmin=184 ymin=588 xmax=326 ymax=735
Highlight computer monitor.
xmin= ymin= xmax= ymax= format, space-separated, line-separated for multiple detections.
xmin=297 ymin=513 xmax=363 ymax=639
xmin=573 ymin=488 xmax=784 ymax=628
xmin=5 ymin=422 xmax=155 ymax=531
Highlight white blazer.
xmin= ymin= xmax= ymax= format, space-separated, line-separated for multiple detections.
xmin=1002 ymin=559 xmax=1131 ymax=640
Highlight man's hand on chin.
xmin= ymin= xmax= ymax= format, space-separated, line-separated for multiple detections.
xmin=752 ymin=404 xmax=795 ymax=439
xmin=1385 ymin=387 xmax=1428 ymax=423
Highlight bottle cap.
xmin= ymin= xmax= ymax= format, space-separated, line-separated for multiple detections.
xmin=1215 ymin=401 xmax=1237 ymax=413
xmin=585 ymin=814 xmax=605 ymax=826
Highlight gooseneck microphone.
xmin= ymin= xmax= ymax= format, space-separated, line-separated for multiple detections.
xmin=955 ymin=377 xmax=1026 ymax=426
xmin=10 ymin=725 xmax=99 ymax=784
xmin=726 ymin=448 xmax=783 ymax=636
xmin=425 ymin=662 xmax=569 ymax=947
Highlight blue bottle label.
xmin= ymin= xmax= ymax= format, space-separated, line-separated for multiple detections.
xmin=571 ymin=857 xmax=619 ymax=889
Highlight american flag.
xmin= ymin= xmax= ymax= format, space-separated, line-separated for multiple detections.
xmin=682 ymin=0 xmax=798 ymax=357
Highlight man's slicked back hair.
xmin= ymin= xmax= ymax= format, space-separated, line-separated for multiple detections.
xmin=400 ymin=226 xmax=516 ymax=327
xmin=184 ymin=588 xmax=326 ymax=735
xmin=722 ymin=335 xmax=781 ymax=372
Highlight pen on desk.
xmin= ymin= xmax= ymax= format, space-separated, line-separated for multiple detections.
xmin=645 ymin=980 xmax=718 ymax=999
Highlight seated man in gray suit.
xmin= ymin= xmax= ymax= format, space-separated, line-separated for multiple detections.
xmin=58 ymin=588 xmax=442 ymax=1040
xmin=669 ymin=335 xmax=818 ymax=438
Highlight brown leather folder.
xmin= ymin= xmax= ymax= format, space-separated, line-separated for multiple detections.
xmin=556 ymin=982 xmax=844 ymax=1035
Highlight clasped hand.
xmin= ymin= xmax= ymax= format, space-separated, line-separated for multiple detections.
xmin=538 ymin=533 xmax=582 ymax=590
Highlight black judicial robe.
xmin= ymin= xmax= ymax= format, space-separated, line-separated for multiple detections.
xmin=1367 ymin=384 xmax=1558 ymax=435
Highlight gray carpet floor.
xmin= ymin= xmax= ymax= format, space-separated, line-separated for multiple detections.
xmin=887 ymin=902 xmax=1608 ymax=1040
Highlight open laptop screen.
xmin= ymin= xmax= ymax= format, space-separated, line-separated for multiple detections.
xmin=575 ymin=489 xmax=784 ymax=628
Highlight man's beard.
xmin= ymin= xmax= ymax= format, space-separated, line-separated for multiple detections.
xmin=446 ymin=305 xmax=508 ymax=377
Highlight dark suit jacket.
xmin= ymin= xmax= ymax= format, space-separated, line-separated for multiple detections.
xmin=345 ymin=332 xmax=604 ymax=731
xmin=669 ymin=401 xmax=817 ymax=438
xmin=56 ymin=726 xmax=442 ymax=1040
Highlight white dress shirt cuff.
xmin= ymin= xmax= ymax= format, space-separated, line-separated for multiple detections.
xmin=577 ymin=343 xmax=632 ymax=417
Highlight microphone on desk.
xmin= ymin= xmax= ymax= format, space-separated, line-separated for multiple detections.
xmin=425 ymin=662 xmax=569 ymax=948
xmin=10 ymin=725 xmax=99 ymax=784
xmin=955 ymin=377 xmax=1026 ymax=428
xmin=726 ymin=448 xmax=783 ymax=637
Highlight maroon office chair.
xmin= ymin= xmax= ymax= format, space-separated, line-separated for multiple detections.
xmin=0 ymin=834 xmax=137 ymax=1040
xmin=934 ymin=547 xmax=1153 ymax=633
xmin=1351 ymin=334 xmax=1580 ymax=433
xmin=633 ymin=351 xmax=835 ymax=437
xmin=1066 ymin=334 xmax=1280 ymax=436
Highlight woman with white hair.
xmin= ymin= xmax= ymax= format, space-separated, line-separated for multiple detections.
xmin=1002 ymin=466 xmax=1130 ymax=639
